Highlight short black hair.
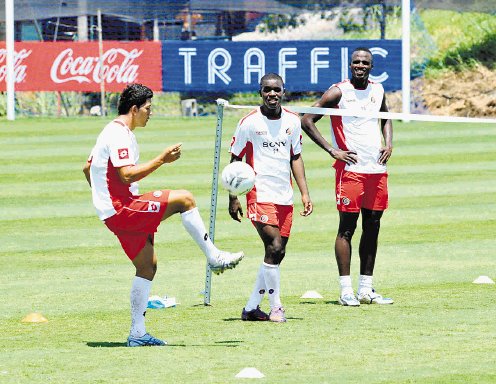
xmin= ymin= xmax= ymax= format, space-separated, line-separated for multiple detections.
xmin=118 ymin=83 xmax=153 ymax=115
xmin=352 ymin=47 xmax=373 ymax=63
xmin=259 ymin=73 xmax=284 ymax=90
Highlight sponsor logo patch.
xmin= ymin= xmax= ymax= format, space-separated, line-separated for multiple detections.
xmin=148 ymin=201 xmax=160 ymax=212
xmin=118 ymin=148 xmax=129 ymax=159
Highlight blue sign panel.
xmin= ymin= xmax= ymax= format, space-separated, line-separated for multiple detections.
xmin=162 ymin=40 xmax=401 ymax=92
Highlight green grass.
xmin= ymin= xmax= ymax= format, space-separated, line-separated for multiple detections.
xmin=1 ymin=116 xmax=495 ymax=383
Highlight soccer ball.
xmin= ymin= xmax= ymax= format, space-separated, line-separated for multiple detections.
xmin=221 ymin=161 xmax=255 ymax=196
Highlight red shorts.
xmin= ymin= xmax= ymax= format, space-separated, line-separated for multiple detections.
xmin=104 ymin=190 xmax=170 ymax=260
xmin=335 ymin=170 xmax=388 ymax=212
xmin=247 ymin=202 xmax=293 ymax=237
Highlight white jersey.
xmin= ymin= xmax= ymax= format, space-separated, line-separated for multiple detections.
xmin=229 ymin=107 xmax=302 ymax=205
xmin=330 ymin=79 xmax=387 ymax=174
xmin=87 ymin=120 xmax=139 ymax=220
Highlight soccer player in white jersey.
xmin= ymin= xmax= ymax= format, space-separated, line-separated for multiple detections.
xmin=83 ymin=83 xmax=244 ymax=347
xmin=228 ymin=73 xmax=313 ymax=322
xmin=301 ymin=47 xmax=394 ymax=306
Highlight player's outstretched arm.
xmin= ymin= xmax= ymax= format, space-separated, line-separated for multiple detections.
xmin=117 ymin=143 xmax=182 ymax=184
xmin=290 ymin=154 xmax=313 ymax=217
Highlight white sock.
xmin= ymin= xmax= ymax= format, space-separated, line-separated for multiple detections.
xmin=263 ymin=262 xmax=282 ymax=309
xmin=339 ymin=275 xmax=353 ymax=296
xmin=358 ymin=274 xmax=373 ymax=295
xmin=181 ymin=207 xmax=218 ymax=261
xmin=130 ymin=276 xmax=152 ymax=338
xmin=245 ymin=264 xmax=266 ymax=311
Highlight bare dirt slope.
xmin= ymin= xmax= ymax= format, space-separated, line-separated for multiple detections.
xmin=388 ymin=65 xmax=496 ymax=117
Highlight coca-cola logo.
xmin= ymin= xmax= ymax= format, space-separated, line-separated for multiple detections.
xmin=50 ymin=48 xmax=143 ymax=84
xmin=0 ymin=49 xmax=32 ymax=83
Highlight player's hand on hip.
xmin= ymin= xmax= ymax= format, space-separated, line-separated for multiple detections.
xmin=228 ymin=196 xmax=243 ymax=222
xmin=378 ymin=146 xmax=392 ymax=165
xmin=162 ymin=143 xmax=182 ymax=163
xmin=333 ymin=149 xmax=358 ymax=165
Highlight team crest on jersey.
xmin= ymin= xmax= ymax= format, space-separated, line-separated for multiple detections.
xmin=118 ymin=148 xmax=129 ymax=159
xmin=148 ymin=201 xmax=160 ymax=212
xmin=153 ymin=191 xmax=163 ymax=198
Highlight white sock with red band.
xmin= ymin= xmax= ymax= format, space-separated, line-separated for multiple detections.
xmin=245 ymin=264 xmax=266 ymax=311
xmin=263 ymin=262 xmax=282 ymax=309
xmin=181 ymin=207 xmax=218 ymax=261
xmin=130 ymin=276 xmax=151 ymax=338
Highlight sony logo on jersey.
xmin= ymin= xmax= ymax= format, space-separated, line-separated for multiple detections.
xmin=262 ymin=140 xmax=287 ymax=148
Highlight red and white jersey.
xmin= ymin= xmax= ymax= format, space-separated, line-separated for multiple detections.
xmin=229 ymin=107 xmax=302 ymax=205
xmin=330 ymin=79 xmax=387 ymax=174
xmin=87 ymin=120 xmax=139 ymax=220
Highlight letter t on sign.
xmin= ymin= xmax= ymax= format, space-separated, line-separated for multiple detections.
xmin=179 ymin=48 xmax=197 ymax=84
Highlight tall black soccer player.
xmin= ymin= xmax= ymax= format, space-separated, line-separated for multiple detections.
xmin=301 ymin=48 xmax=394 ymax=306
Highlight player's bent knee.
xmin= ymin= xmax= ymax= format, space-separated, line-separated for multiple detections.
xmin=177 ymin=189 xmax=196 ymax=210
xmin=167 ymin=189 xmax=197 ymax=214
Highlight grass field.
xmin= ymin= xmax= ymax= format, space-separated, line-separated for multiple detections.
xmin=0 ymin=115 xmax=495 ymax=383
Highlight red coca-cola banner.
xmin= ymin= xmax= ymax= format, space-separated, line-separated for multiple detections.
xmin=0 ymin=41 xmax=162 ymax=91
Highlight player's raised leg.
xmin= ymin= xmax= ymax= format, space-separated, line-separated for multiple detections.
xmin=163 ymin=189 xmax=244 ymax=274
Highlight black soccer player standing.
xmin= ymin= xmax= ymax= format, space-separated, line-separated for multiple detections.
xmin=301 ymin=47 xmax=394 ymax=306
xmin=228 ymin=73 xmax=313 ymax=322
xmin=83 ymin=83 xmax=244 ymax=346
